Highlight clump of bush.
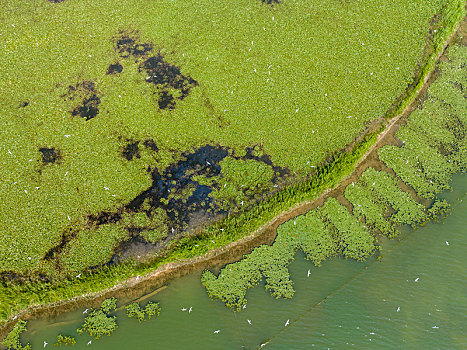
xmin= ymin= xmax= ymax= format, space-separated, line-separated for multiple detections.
xmin=125 ymin=301 xmax=161 ymax=322
xmin=53 ymin=334 xmax=76 ymax=346
xmin=77 ymin=298 xmax=118 ymax=339
xmin=1 ymin=320 xmax=31 ymax=350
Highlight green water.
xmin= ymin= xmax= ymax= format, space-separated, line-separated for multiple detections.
xmin=23 ymin=175 xmax=466 ymax=349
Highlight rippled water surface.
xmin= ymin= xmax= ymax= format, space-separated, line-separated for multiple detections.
xmin=25 ymin=175 xmax=467 ymax=349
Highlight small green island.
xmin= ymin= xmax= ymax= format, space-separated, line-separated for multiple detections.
xmin=0 ymin=0 xmax=466 ymax=348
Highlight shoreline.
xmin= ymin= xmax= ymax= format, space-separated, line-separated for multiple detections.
xmin=1 ymin=8 xmax=465 ymax=341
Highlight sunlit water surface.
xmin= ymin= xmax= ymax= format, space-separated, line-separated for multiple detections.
xmin=25 ymin=175 xmax=467 ymax=349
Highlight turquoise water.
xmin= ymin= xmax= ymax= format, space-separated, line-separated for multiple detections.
xmin=24 ymin=175 xmax=466 ymax=349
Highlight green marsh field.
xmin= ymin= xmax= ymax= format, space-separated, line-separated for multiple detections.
xmin=0 ymin=0 xmax=464 ymax=323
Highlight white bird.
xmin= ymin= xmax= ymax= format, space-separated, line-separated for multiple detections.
xmin=181 ymin=308 xmax=187 ymax=311
xmin=76 ymin=273 xmax=81 ymax=278
xmin=432 ymin=326 xmax=439 ymax=329
xmin=247 ymin=319 xmax=252 ymax=325
xmin=83 ymin=308 xmax=89 ymax=314
xmin=44 ymin=341 xmax=48 ymax=347
xmin=87 ymin=340 xmax=92 ymax=345
xmin=414 ymin=277 xmax=419 ymax=282
xmin=206 ymin=161 xmax=211 ymax=165
xmin=285 ymin=319 xmax=290 ymax=327
xmin=214 ymin=330 xmax=220 ymax=334
xmin=397 ymin=307 xmax=400 ymax=312
xmin=445 ymin=241 xmax=449 ymax=246
xmin=242 ymin=304 xmax=246 ymax=309
xmin=307 ymin=269 xmax=311 ymax=277
xmin=64 ymin=135 xmax=71 ymax=138
xmin=188 ymin=307 xmax=192 ymax=313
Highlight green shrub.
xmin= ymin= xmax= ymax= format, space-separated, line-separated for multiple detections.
xmin=53 ymin=334 xmax=76 ymax=347
xmin=125 ymin=301 xmax=161 ymax=322
xmin=77 ymin=298 xmax=118 ymax=339
xmin=1 ymin=320 xmax=31 ymax=350
xmin=319 ymin=198 xmax=376 ymax=262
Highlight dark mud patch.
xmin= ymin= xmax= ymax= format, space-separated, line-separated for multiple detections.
xmin=121 ymin=141 xmax=141 ymax=161
xmin=113 ymin=29 xmax=153 ymax=60
xmin=120 ymin=139 xmax=158 ymax=160
xmin=88 ymin=211 xmax=122 ymax=226
xmin=39 ymin=147 xmax=61 ymax=164
xmin=126 ymin=145 xmax=229 ymax=227
xmin=43 ymin=228 xmax=76 ymax=262
xmin=106 ymin=62 xmax=123 ymax=75
xmin=240 ymin=145 xmax=289 ymax=178
xmin=43 ymin=143 xmax=289 ymax=269
xmin=139 ymin=54 xmax=198 ymax=110
xmin=62 ymin=81 xmax=102 ymax=120
xmin=142 ymin=139 xmax=158 ymax=151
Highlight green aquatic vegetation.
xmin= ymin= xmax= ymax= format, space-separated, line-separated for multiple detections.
xmin=380 ymin=43 xmax=467 ymax=199
xmin=1 ymin=320 xmax=31 ymax=350
xmin=318 ymin=198 xmax=376 ymax=262
xmin=403 ymin=109 xmax=459 ymax=155
xmin=279 ymin=212 xmax=338 ymax=266
xmin=359 ymin=168 xmax=427 ymax=226
xmin=125 ymin=301 xmax=161 ymax=322
xmin=202 ymin=41 xmax=467 ymax=312
xmin=344 ymin=182 xmax=397 ymax=237
xmin=201 ymin=255 xmax=262 ymax=311
xmin=209 ymin=158 xmax=275 ymax=210
xmin=53 ymin=334 xmax=76 ymax=347
xmin=144 ymin=302 xmax=162 ymax=319
xmin=137 ymin=208 xmax=169 ymax=244
xmin=0 ymin=0 xmax=461 ymax=281
xmin=427 ymin=199 xmax=451 ymax=221
xmin=77 ymin=298 xmax=117 ymax=339
xmin=100 ymin=297 xmax=117 ymax=314
xmin=59 ymin=225 xmax=128 ymax=275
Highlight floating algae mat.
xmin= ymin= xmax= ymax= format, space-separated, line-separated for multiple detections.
xmin=0 ymin=0 xmax=464 ymax=319
xmin=201 ymin=43 xmax=467 ymax=309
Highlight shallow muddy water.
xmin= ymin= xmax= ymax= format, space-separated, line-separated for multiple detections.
xmin=23 ymin=175 xmax=466 ymax=349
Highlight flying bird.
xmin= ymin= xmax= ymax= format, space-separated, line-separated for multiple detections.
xmin=285 ymin=319 xmax=290 ymax=327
